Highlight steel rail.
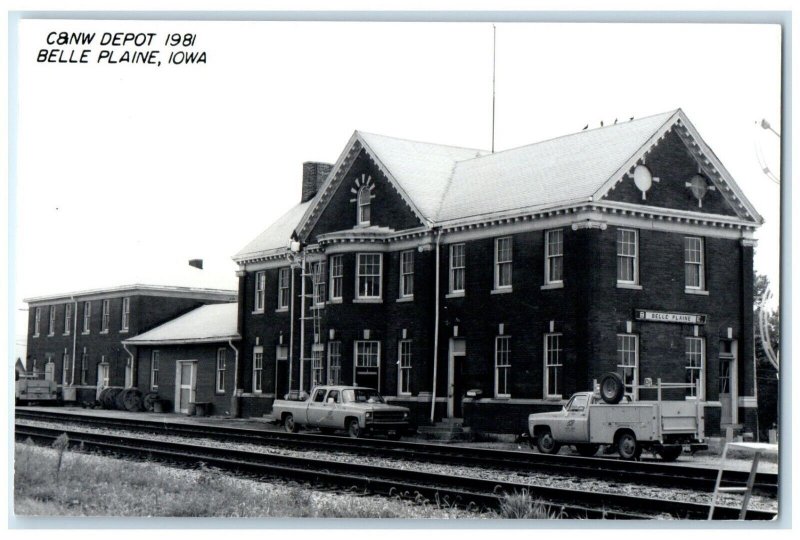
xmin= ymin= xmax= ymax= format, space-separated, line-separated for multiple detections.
xmin=14 ymin=423 xmax=775 ymax=520
xmin=15 ymin=408 xmax=778 ymax=497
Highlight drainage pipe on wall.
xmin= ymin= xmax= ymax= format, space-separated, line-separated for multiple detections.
xmin=430 ymin=228 xmax=442 ymax=424
xmin=122 ymin=343 xmax=134 ymax=388
xmin=70 ymin=297 xmax=77 ymax=386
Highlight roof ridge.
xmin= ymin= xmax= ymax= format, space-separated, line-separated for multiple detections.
xmin=357 ymin=130 xmax=488 ymax=154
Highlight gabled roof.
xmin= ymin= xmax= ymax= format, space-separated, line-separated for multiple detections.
xmin=123 ymin=303 xmax=239 ymax=346
xmin=234 ymin=200 xmax=312 ymax=261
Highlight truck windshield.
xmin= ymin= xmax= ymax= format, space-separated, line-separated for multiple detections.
xmin=342 ymin=389 xmax=385 ymax=404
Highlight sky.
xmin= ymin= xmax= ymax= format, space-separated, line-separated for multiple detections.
xmin=10 ymin=19 xmax=782 ymax=362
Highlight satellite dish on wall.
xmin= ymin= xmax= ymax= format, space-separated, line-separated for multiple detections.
xmin=633 ymin=165 xmax=653 ymax=200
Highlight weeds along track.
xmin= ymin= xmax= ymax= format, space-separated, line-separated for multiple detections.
xmin=15 ymin=421 xmax=776 ymax=520
xmin=15 ymin=408 xmax=778 ymax=497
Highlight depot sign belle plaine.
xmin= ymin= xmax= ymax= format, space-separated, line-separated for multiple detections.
xmin=634 ymin=309 xmax=708 ymax=325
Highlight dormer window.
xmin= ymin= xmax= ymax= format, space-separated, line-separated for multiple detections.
xmin=357 ymin=185 xmax=371 ymax=226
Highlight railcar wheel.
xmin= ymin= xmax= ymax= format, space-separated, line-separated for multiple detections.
xmin=575 ymin=443 xmax=600 ymax=457
xmin=599 ymin=372 xmax=625 ymax=404
xmin=617 ymin=432 xmax=641 ymax=460
xmin=348 ymin=419 xmax=362 ymax=439
xmin=536 ymin=429 xmax=561 ymax=454
xmin=658 ymin=445 xmax=683 ymax=462
xmin=284 ymin=414 xmax=299 ymax=433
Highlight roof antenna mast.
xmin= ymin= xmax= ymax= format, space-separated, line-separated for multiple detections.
xmin=491 ymin=24 xmax=497 ymax=154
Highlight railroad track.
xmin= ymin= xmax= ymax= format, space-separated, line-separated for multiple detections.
xmin=14 ymin=423 xmax=776 ymax=520
xmin=15 ymin=407 xmax=779 ymax=498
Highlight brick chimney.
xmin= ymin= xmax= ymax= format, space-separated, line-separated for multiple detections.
xmin=301 ymin=162 xmax=334 ymax=203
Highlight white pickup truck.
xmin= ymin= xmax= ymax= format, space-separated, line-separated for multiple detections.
xmin=269 ymin=385 xmax=414 ymax=439
xmin=528 ymin=374 xmax=707 ymax=461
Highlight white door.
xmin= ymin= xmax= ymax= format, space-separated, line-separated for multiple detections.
xmin=447 ymin=339 xmax=466 ymax=418
xmin=124 ymin=358 xmax=132 ymax=388
xmin=719 ymin=340 xmax=738 ymax=427
xmin=96 ymin=363 xmax=109 ymax=399
xmin=175 ymin=361 xmax=197 ymax=413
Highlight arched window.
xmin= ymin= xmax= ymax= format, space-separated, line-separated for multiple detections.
xmin=358 ymin=185 xmax=371 ymax=225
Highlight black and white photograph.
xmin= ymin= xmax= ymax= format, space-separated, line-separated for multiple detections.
xmin=7 ymin=6 xmax=787 ymax=528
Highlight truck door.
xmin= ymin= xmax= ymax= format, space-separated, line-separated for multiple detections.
xmin=306 ymin=388 xmax=329 ymax=426
xmin=560 ymin=394 xmax=590 ymax=443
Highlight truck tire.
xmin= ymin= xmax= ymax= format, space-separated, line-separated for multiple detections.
xmin=599 ymin=372 xmax=625 ymax=404
xmin=284 ymin=413 xmax=299 ymax=433
xmin=658 ymin=445 xmax=683 ymax=462
xmin=347 ymin=418 xmax=362 ymax=439
xmin=617 ymin=431 xmax=641 ymax=460
xmin=536 ymin=428 xmax=561 ymax=454
xmin=575 ymin=443 xmax=600 ymax=457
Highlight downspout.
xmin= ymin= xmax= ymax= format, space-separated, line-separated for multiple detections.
xmin=70 ymin=296 xmax=77 ymax=386
xmin=122 ymin=343 xmax=134 ymax=388
xmin=299 ymin=253 xmax=307 ymax=394
xmin=288 ymin=264 xmax=296 ymax=393
xmin=430 ymin=229 xmax=442 ymax=423
xmin=227 ymin=338 xmax=239 ymax=402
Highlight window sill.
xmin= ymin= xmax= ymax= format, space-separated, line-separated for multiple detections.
xmin=445 ymin=291 xmax=465 ymax=299
xmin=33 ymin=335 xmax=39 ymax=338
xmin=494 ymin=394 xmax=511 ymax=400
xmin=396 ymin=296 xmax=414 ymax=303
xmin=398 ymin=392 xmax=412 ymax=397
xmin=63 ymin=332 xmax=71 ymax=336
xmin=491 ymin=288 xmax=513 ymax=295
xmin=100 ymin=330 xmax=109 ymax=335
xmin=47 ymin=333 xmax=54 ymax=337
xmin=252 ymin=310 xmax=265 ymax=315
xmin=684 ymin=288 xmax=709 ymax=296
xmin=540 ymin=282 xmax=564 ymax=290
xmin=353 ymin=298 xmax=382 ymax=304
xmin=119 ymin=329 xmax=129 ymax=334
xmin=544 ymin=395 xmax=563 ymax=401
xmin=311 ymin=304 xmax=326 ymax=310
xmin=82 ymin=331 xmax=90 ymax=335
xmin=328 ymin=298 xmax=343 ymax=304
xmin=274 ymin=307 xmax=289 ymax=313
xmin=616 ymin=283 xmax=643 ymax=290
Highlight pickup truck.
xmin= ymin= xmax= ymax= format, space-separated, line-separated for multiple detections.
xmin=528 ymin=374 xmax=706 ymax=461
xmin=269 ymin=385 xmax=414 ymax=439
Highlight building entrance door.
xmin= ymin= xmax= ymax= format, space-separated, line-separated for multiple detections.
xmin=175 ymin=361 xmax=197 ymax=414
xmin=96 ymin=363 xmax=109 ymax=399
xmin=719 ymin=340 xmax=737 ymax=427
xmin=448 ymin=339 xmax=466 ymax=418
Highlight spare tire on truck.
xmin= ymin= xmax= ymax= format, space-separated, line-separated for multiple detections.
xmin=599 ymin=372 xmax=625 ymax=404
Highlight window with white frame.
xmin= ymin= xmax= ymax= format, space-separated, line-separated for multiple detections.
xmin=494 ymin=237 xmax=513 ymax=290
xmin=545 ymin=229 xmax=564 ymax=284
xmin=312 ymin=261 xmax=327 ymax=306
xmin=356 ymin=253 xmax=382 ymax=299
xmin=616 ymin=334 xmax=639 ymax=399
xmin=495 ymin=336 xmax=511 ymax=397
xmin=216 ymin=348 xmax=226 ymax=393
xmin=253 ymin=347 xmax=264 ymax=393
xmin=48 ymin=306 xmax=56 ymax=336
xmin=685 ymin=237 xmax=705 ymax=290
xmin=328 ymin=341 xmax=342 ymax=384
xmin=329 ymin=255 xmax=343 ymax=300
xmin=544 ymin=333 xmax=563 ymax=398
xmin=354 ymin=341 xmax=380 ymax=389
xmin=685 ymin=337 xmax=705 ymax=399
xmin=101 ymin=299 xmax=110 ymax=332
xmin=357 ymin=185 xmax=371 ymax=225
xmin=80 ymin=348 xmax=88 ymax=385
xmin=64 ymin=303 xmax=72 ymax=335
xmin=99 ymin=358 xmax=109 ymax=388
xmin=62 ymin=352 xmax=71 ymax=384
xmin=449 ymin=243 xmax=465 ymax=293
xmin=83 ymin=302 xmax=91 ymax=333
xmin=150 ymin=351 xmax=159 ymax=390
xmin=616 ymin=229 xmax=638 ymax=284
xmin=278 ymin=268 xmax=290 ymax=309
xmin=33 ymin=307 xmax=41 ymax=337
xmin=398 ymin=340 xmax=412 ymax=395
xmin=400 ymin=250 xmax=414 ymax=298
xmin=312 ymin=348 xmax=324 ymax=387
xmin=254 ymin=271 xmax=266 ymax=312
xmin=121 ymin=297 xmax=130 ymax=331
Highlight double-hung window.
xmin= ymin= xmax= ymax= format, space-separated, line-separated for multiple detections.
xmin=101 ymin=299 xmax=110 ymax=333
xmin=277 ymin=268 xmax=290 ymax=309
xmin=312 ymin=261 xmax=327 ymax=306
xmin=121 ymin=297 xmax=130 ymax=331
xmin=616 ymin=334 xmax=639 ymax=399
xmin=253 ymin=347 xmax=264 ymax=393
xmin=616 ymin=229 xmax=638 ymax=285
xmin=544 ymin=229 xmax=564 ymax=285
xmin=495 ymin=336 xmax=511 ymax=397
xmin=33 ymin=307 xmax=41 ymax=337
xmin=216 ymin=348 xmax=227 ymax=393
xmin=80 ymin=348 xmax=89 ymax=385
xmin=82 ymin=302 xmax=91 ymax=333
xmin=544 ymin=333 xmax=563 ymax=398
xmin=312 ymin=348 xmax=325 ymax=387
xmin=685 ymin=337 xmax=705 ymax=399
xmin=62 ymin=352 xmax=71 ymax=384
xmin=48 ymin=306 xmax=56 ymax=336
xmin=449 ymin=243 xmax=465 ymax=294
xmin=354 ymin=341 xmax=380 ymax=390
xmin=64 ymin=303 xmax=73 ymax=335
xmin=328 ymin=341 xmax=342 ymax=384
xmin=150 ymin=351 xmax=160 ymax=390
xmin=254 ymin=271 xmax=266 ymax=312
xmin=494 ymin=237 xmax=513 ymax=290
xmin=685 ymin=237 xmax=705 ymax=290
xmin=398 ymin=340 xmax=412 ymax=395
xmin=357 ymin=185 xmax=371 ymax=225
xmin=399 ymin=251 xmax=414 ymax=298
xmin=329 ymin=255 xmax=343 ymax=301
xmin=356 ymin=253 xmax=382 ymax=299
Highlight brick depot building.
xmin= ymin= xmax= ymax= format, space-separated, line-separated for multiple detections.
xmin=232 ymin=109 xmax=762 ymax=436
xmin=24 ymin=285 xmax=236 ymax=404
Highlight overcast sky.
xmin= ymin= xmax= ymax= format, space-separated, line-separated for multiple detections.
xmin=11 ymin=19 xmax=782 ymax=360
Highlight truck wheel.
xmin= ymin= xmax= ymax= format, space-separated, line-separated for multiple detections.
xmin=617 ymin=432 xmax=640 ymax=460
xmin=536 ymin=429 xmax=561 ymax=454
xmin=658 ymin=445 xmax=683 ymax=462
xmin=284 ymin=414 xmax=299 ymax=433
xmin=348 ymin=419 xmax=362 ymax=439
xmin=575 ymin=444 xmax=600 ymax=457
xmin=599 ymin=372 xmax=625 ymax=404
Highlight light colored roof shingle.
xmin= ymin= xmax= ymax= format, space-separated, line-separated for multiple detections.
xmin=124 ymin=303 xmax=238 ymax=345
xmin=234 ymin=201 xmax=312 ymax=260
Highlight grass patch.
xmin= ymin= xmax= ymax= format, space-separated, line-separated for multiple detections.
xmin=498 ymin=490 xmax=565 ymax=519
